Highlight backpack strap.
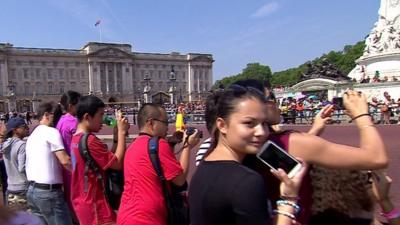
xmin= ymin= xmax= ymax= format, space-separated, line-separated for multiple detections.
xmin=78 ymin=133 xmax=104 ymax=193
xmin=148 ymin=136 xmax=174 ymax=225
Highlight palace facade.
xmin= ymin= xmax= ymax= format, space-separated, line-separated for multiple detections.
xmin=0 ymin=42 xmax=213 ymax=112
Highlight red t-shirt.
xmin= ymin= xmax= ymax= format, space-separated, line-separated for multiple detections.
xmin=117 ymin=135 xmax=183 ymax=225
xmin=70 ymin=133 xmax=117 ymax=225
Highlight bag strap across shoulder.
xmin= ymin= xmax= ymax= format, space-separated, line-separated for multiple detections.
xmin=147 ymin=136 xmax=174 ymax=225
xmin=78 ymin=133 xmax=104 ymax=193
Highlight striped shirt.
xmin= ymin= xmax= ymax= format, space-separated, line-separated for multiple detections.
xmin=195 ymin=137 xmax=212 ymax=166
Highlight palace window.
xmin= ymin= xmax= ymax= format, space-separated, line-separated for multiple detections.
xmin=35 ymin=82 xmax=42 ymax=94
xmin=70 ymin=69 xmax=75 ymax=79
xmin=36 ymin=69 xmax=41 ymax=79
xmin=24 ymin=83 xmax=30 ymax=96
xmin=60 ymin=82 xmax=65 ymax=93
xmin=23 ymin=69 xmax=28 ymax=79
xmin=10 ymin=69 xmax=16 ymax=79
xmin=48 ymin=82 xmax=53 ymax=94
xmin=59 ymin=69 xmax=64 ymax=79
xmin=47 ymin=69 xmax=53 ymax=79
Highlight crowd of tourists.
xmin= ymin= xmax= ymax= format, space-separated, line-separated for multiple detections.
xmin=276 ymin=90 xmax=400 ymax=125
xmin=0 ymin=80 xmax=399 ymax=225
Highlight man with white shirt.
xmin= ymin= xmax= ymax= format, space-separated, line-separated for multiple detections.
xmin=25 ymin=102 xmax=72 ymax=225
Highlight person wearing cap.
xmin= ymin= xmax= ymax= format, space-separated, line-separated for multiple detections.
xmin=0 ymin=117 xmax=29 ymax=211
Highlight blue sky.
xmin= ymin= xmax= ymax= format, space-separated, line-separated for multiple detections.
xmin=0 ymin=0 xmax=379 ymax=81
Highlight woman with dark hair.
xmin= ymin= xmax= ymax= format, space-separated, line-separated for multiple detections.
xmin=189 ymin=85 xmax=308 ymax=225
xmin=54 ymin=90 xmax=81 ymax=221
xmin=261 ymin=91 xmax=388 ymax=224
xmin=54 ymin=91 xmax=82 ymax=139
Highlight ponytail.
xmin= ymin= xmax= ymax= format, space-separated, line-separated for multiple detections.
xmin=53 ymin=90 xmax=81 ymax=127
xmin=53 ymin=103 xmax=63 ymax=128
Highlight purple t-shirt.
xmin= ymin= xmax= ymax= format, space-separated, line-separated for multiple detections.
xmin=7 ymin=211 xmax=43 ymax=225
xmin=56 ymin=113 xmax=78 ymax=155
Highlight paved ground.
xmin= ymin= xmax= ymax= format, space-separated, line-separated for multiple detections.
xmin=27 ymin=121 xmax=400 ymax=209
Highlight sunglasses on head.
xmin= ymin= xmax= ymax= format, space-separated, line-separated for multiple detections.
xmin=228 ymin=84 xmax=266 ymax=97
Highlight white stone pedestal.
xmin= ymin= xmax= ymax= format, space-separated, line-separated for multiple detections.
xmin=349 ymin=52 xmax=400 ymax=80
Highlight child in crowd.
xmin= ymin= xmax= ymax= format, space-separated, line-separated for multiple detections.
xmin=70 ymin=95 xmax=129 ymax=225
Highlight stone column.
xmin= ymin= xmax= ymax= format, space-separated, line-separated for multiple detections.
xmin=88 ymin=61 xmax=94 ymax=94
xmin=188 ymin=63 xmax=193 ymax=102
xmin=106 ymin=63 xmax=110 ymax=93
xmin=208 ymin=66 xmax=213 ymax=90
xmin=0 ymin=60 xmax=9 ymax=96
xmin=95 ymin=63 xmax=102 ymax=95
xmin=114 ymin=63 xmax=118 ymax=93
xmin=123 ymin=63 xmax=133 ymax=94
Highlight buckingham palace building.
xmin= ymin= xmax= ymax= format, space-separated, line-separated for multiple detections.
xmin=0 ymin=42 xmax=213 ymax=112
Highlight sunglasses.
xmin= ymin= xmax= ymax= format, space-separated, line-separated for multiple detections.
xmin=228 ymin=84 xmax=266 ymax=98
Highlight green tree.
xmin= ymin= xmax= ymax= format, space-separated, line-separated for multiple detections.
xmin=212 ymin=63 xmax=272 ymax=89
xmin=212 ymin=41 xmax=366 ymax=88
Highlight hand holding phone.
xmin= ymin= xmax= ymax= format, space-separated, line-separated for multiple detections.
xmin=320 ymin=105 xmax=334 ymax=119
xmin=332 ymin=97 xmax=344 ymax=110
xmin=256 ymin=141 xmax=302 ymax=178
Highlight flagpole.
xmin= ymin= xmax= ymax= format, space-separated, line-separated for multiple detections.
xmin=100 ymin=25 xmax=102 ymax=42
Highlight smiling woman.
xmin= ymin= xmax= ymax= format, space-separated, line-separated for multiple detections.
xmin=189 ymin=85 xmax=308 ymax=225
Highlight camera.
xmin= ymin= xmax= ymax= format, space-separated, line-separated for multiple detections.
xmin=186 ymin=127 xmax=203 ymax=139
xmin=332 ymin=97 xmax=344 ymax=110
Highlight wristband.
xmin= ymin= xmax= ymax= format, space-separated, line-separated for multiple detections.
xmin=350 ymin=113 xmax=371 ymax=122
xmin=273 ymin=210 xmax=296 ymax=220
xmin=280 ymin=195 xmax=301 ymax=201
xmin=277 ymin=200 xmax=300 ymax=215
xmin=381 ymin=208 xmax=400 ymax=220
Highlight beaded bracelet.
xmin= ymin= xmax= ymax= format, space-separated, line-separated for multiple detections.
xmin=350 ymin=113 xmax=371 ymax=123
xmin=277 ymin=200 xmax=301 ymax=215
xmin=280 ymin=195 xmax=301 ymax=201
xmin=273 ymin=210 xmax=296 ymax=220
xmin=381 ymin=208 xmax=400 ymax=220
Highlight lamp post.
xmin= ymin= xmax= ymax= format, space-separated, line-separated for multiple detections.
xmin=179 ymin=88 xmax=183 ymax=103
xmin=31 ymin=91 xmax=41 ymax=113
xmin=143 ymin=71 xmax=151 ymax=103
xmin=6 ymin=83 xmax=16 ymax=112
xmin=136 ymin=87 xmax=141 ymax=101
xmin=169 ymin=65 xmax=176 ymax=104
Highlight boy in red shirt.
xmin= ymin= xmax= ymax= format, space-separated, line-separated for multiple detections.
xmin=70 ymin=95 xmax=129 ymax=225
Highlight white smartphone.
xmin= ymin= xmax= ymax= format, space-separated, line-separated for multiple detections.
xmin=256 ymin=140 xmax=302 ymax=178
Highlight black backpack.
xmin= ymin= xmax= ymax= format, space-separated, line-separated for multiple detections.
xmin=78 ymin=133 xmax=124 ymax=210
xmin=148 ymin=136 xmax=190 ymax=225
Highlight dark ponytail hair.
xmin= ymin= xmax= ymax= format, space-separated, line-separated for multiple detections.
xmin=37 ymin=101 xmax=58 ymax=127
xmin=205 ymin=84 xmax=267 ymax=157
xmin=54 ymin=91 xmax=81 ymax=127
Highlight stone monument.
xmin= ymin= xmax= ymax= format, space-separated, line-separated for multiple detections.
xmin=349 ymin=0 xmax=400 ymax=81
xmin=300 ymin=59 xmax=350 ymax=82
